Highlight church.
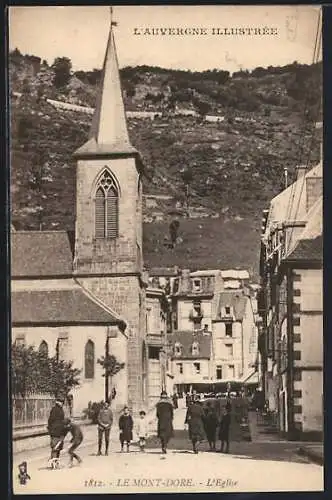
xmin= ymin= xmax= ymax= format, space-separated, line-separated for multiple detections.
xmin=11 ymin=15 xmax=168 ymax=416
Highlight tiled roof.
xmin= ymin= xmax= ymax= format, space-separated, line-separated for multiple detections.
xmin=11 ymin=231 xmax=74 ymax=277
xmin=285 ymin=235 xmax=323 ymax=263
xmin=11 ymin=287 xmax=123 ymax=325
xmin=170 ymin=331 xmax=212 ymax=359
xmin=214 ymin=291 xmax=248 ymax=321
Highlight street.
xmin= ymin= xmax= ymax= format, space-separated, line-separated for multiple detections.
xmin=13 ymin=408 xmax=324 ymax=494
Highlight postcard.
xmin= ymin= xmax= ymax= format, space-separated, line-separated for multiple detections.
xmin=9 ymin=5 xmax=323 ymax=494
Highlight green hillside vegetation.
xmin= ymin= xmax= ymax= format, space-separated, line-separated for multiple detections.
xmin=9 ymin=50 xmax=322 ymax=278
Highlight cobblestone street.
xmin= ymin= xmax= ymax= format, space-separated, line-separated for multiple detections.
xmin=13 ymin=408 xmax=324 ymax=494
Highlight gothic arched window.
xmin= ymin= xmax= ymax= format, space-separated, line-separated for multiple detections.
xmin=95 ymin=170 xmax=119 ymax=239
xmin=39 ymin=340 xmax=48 ymax=357
xmin=84 ymin=340 xmax=95 ymax=379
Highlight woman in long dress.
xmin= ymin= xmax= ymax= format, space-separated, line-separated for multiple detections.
xmin=185 ymin=394 xmax=205 ymax=453
xmin=156 ymin=391 xmax=174 ymax=454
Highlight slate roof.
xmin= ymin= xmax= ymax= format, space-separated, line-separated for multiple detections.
xmin=11 ymin=231 xmax=74 ymax=277
xmin=285 ymin=197 xmax=322 ymax=263
xmin=170 ymin=331 xmax=212 ymax=359
xmin=214 ymin=291 xmax=248 ymax=321
xmin=11 ymin=287 xmax=123 ymax=325
xmin=285 ymin=235 xmax=323 ymax=263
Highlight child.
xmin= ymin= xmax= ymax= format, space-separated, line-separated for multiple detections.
xmin=137 ymin=410 xmax=148 ymax=452
xmin=118 ymin=406 xmax=133 ymax=452
xmin=18 ymin=462 xmax=31 ymax=485
xmin=64 ymin=418 xmax=83 ymax=467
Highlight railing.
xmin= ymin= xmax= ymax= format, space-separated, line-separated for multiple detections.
xmin=12 ymin=394 xmax=69 ymax=429
xmin=256 ymin=409 xmax=279 ymax=430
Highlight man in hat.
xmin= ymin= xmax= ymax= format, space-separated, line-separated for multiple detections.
xmin=156 ymin=391 xmax=174 ymax=454
xmin=47 ymin=397 xmax=66 ymax=465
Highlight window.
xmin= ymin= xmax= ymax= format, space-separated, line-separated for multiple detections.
xmin=174 ymin=342 xmax=182 ymax=357
xmin=95 ymin=170 xmax=119 ymax=239
xmin=148 ymin=346 xmax=160 ymax=360
xmin=192 ymin=300 xmax=202 ymax=316
xmin=192 ymin=341 xmax=199 ymax=356
xmin=225 ymin=343 xmax=233 ymax=357
xmin=56 ymin=335 xmax=68 ymax=361
xmin=203 ymin=324 xmax=209 ymax=332
xmin=228 ymin=365 xmax=235 ymax=378
xmin=193 ymin=362 xmax=201 ymax=375
xmin=192 ymin=278 xmax=202 ymax=292
xmin=225 ymin=306 xmax=231 ymax=315
xmin=176 ymin=363 xmax=183 ymax=374
xmin=225 ymin=323 xmax=233 ymax=337
xmin=84 ymin=340 xmax=95 ymax=379
xmin=216 ymin=365 xmax=222 ymax=380
xmin=38 ymin=340 xmax=48 ymax=356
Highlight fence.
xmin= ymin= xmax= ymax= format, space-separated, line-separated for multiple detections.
xmin=256 ymin=409 xmax=279 ymax=430
xmin=12 ymin=394 xmax=69 ymax=429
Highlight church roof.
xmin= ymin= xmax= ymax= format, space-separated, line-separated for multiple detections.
xmin=74 ymin=12 xmax=137 ymax=158
xmin=11 ymin=231 xmax=74 ymax=278
xmin=12 ymin=287 xmax=123 ymax=326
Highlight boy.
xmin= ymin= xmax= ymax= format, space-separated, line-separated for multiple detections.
xmin=118 ymin=406 xmax=133 ymax=452
xmin=64 ymin=418 xmax=83 ymax=467
xmin=137 ymin=410 xmax=148 ymax=452
xmin=97 ymin=400 xmax=113 ymax=456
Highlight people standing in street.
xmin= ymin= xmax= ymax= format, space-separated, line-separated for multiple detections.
xmin=119 ymin=406 xmax=133 ymax=452
xmin=185 ymin=394 xmax=205 ymax=454
xmin=64 ymin=418 xmax=83 ymax=467
xmin=203 ymin=401 xmax=218 ymax=451
xmin=172 ymin=392 xmax=178 ymax=409
xmin=156 ymin=391 xmax=174 ymax=454
xmin=97 ymin=400 xmax=113 ymax=456
xmin=137 ymin=410 xmax=148 ymax=452
xmin=219 ymin=405 xmax=231 ymax=453
xmin=47 ymin=397 xmax=66 ymax=466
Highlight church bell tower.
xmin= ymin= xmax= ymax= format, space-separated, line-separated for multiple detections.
xmin=73 ymin=8 xmax=147 ymax=412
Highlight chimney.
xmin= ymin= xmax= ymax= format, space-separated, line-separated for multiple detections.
xmin=306 ymin=174 xmax=323 ymax=212
xmin=296 ymin=165 xmax=307 ymax=179
xmin=181 ymin=269 xmax=191 ymax=293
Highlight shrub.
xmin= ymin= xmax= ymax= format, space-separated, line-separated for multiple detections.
xmin=82 ymin=401 xmax=104 ymax=424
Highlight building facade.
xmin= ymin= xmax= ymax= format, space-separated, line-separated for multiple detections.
xmin=212 ymin=290 xmax=258 ymax=384
xmin=259 ymin=146 xmax=323 ymax=439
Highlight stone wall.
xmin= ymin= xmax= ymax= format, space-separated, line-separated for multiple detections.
xmin=78 ymin=276 xmax=146 ymax=413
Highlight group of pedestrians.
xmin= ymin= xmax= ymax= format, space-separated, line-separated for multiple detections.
xmin=46 ymin=397 xmax=151 ymax=467
xmin=185 ymin=394 xmax=231 ymax=454
xmin=46 ymin=390 xmax=232 ymax=467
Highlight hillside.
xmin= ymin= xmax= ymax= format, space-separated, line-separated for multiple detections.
xmin=9 ymin=50 xmax=322 ymax=279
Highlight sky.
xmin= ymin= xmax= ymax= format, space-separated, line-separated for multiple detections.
xmin=9 ymin=6 xmax=322 ymax=73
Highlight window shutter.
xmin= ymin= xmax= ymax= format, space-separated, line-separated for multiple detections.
xmin=95 ymin=188 xmax=106 ymax=238
xmin=106 ymin=187 xmax=118 ymax=238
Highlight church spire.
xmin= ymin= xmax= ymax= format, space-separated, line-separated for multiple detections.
xmin=74 ymin=6 xmax=136 ymax=157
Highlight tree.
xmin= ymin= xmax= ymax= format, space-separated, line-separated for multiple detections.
xmin=11 ymin=343 xmax=81 ymax=398
xmin=194 ymin=99 xmax=211 ymax=118
xmin=97 ymin=353 xmax=125 ymax=402
xmin=169 ymin=219 xmax=180 ymax=246
xmin=51 ymin=57 xmax=72 ymax=88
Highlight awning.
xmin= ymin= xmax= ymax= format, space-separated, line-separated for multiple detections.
xmin=241 ymin=371 xmax=259 ymax=384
